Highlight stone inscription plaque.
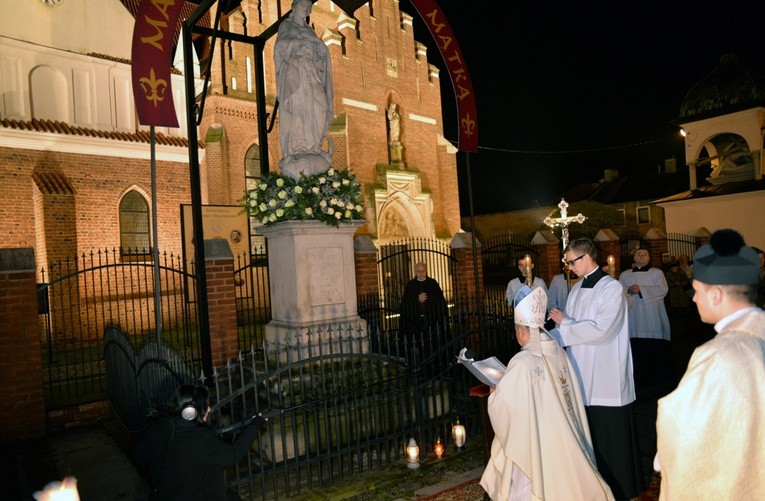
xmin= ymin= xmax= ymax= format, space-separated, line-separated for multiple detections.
xmin=308 ymin=247 xmax=344 ymax=305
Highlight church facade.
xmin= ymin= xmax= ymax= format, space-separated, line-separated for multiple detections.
xmin=0 ymin=0 xmax=461 ymax=273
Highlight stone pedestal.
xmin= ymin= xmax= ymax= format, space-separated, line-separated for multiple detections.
xmin=389 ymin=141 xmax=404 ymax=168
xmin=259 ymin=220 xmax=368 ymax=362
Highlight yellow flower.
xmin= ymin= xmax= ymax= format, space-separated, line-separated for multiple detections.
xmin=269 ymin=199 xmax=276 ymax=207
xmin=294 ymin=186 xmax=303 ymax=194
xmin=268 ymin=213 xmax=277 ymax=222
xmin=278 ymin=190 xmax=286 ymax=199
xmin=328 ymin=168 xmax=335 ymax=176
xmin=305 ymin=207 xmax=313 ymax=215
xmin=285 ymin=200 xmax=295 ymax=208
xmin=259 ymin=203 xmax=267 ymax=212
xmin=276 ymin=208 xmax=284 ymax=217
xmin=276 ymin=178 xmax=284 ymax=187
xmin=344 ymin=210 xmax=352 ymax=218
xmin=342 ymin=179 xmax=350 ymax=186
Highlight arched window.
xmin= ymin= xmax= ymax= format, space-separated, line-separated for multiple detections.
xmin=244 ymin=145 xmax=265 ymax=252
xmin=119 ymin=190 xmax=151 ymax=258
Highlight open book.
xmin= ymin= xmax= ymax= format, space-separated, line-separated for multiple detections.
xmin=456 ymin=348 xmax=507 ymax=387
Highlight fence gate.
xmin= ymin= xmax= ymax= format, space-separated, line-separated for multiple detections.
xmin=38 ymin=248 xmax=200 ymax=409
xmin=370 ymin=238 xmax=457 ymax=331
xmin=480 ymin=233 xmax=537 ymax=308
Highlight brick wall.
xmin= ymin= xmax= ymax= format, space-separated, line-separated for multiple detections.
xmin=0 ymin=249 xmax=46 ymax=439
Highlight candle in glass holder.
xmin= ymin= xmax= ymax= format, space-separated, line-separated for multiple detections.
xmin=524 ymin=254 xmax=532 ymax=285
xmin=607 ymin=255 xmax=616 ymax=278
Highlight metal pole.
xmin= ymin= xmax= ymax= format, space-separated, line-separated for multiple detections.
xmin=466 ymin=153 xmax=480 ymax=302
xmin=183 ymin=21 xmax=213 ymax=379
xmin=150 ymin=126 xmax=162 ymax=347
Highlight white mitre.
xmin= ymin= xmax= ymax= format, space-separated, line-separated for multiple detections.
xmin=513 ymin=285 xmax=548 ymax=327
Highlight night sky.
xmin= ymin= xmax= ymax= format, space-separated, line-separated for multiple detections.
xmin=399 ymin=0 xmax=765 ymax=215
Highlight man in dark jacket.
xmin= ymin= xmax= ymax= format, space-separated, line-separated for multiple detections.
xmin=136 ymin=384 xmax=267 ymax=501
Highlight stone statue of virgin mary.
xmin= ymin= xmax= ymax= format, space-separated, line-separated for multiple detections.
xmin=274 ymin=0 xmax=334 ymax=180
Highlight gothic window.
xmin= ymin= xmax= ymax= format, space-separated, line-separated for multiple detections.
xmin=245 ymin=145 xmax=265 ymax=252
xmin=119 ymin=190 xmax=152 ymax=259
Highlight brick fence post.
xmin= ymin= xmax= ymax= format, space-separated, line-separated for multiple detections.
xmin=694 ymin=227 xmax=711 ymax=249
xmin=531 ymin=230 xmax=561 ymax=285
xmin=0 ymin=248 xmax=46 ymax=439
xmin=646 ymin=228 xmax=669 ymax=269
xmin=204 ymin=239 xmax=239 ymax=367
xmin=450 ymin=233 xmax=483 ymax=302
xmin=354 ymin=235 xmax=379 ymax=308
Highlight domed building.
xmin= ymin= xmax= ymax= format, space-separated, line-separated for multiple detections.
xmin=657 ymin=53 xmax=765 ymax=247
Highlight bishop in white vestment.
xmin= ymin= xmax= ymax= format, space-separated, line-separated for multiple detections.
xmin=481 ymin=286 xmax=614 ymax=501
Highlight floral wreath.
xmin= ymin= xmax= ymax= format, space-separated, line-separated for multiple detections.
xmin=243 ymin=167 xmax=365 ymax=227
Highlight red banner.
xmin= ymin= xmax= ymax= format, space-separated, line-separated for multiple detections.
xmin=131 ymin=0 xmax=185 ymax=127
xmin=408 ymin=0 xmax=478 ymax=152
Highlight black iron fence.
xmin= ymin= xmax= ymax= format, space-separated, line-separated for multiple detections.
xmin=480 ymin=233 xmax=536 ymax=309
xmin=113 ymin=302 xmax=517 ymax=500
xmin=38 ymin=248 xmax=199 ymax=408
xmin=233 ymin=246 xmax=272 ymax=352
xmin=376 ymin=237 xmax=458 ymax=331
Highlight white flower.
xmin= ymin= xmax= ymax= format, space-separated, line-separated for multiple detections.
xmin=276 ymin=178 xmax=284 ymax=187
xmin=276 ymin=208 xmax=284 ymax=217
xmin=312 ymin=187 xmax=320 ymax=194
xmin=285 ymin=200 xmax=295 ymax=208
xmin=355 ymin=204 xmax=363 ymax=211
xmin=330 ymin=198 xmax=338 ymax=205
xmin=318 ymin=177 xmax=326 ymax=184
xmin=336 ymin=201 xmax=345 ymax=208
xmin=319 ymin=200 xmax=327 ymax=208
xmin=342 ymin=179 xmax=349 ymax=186
xmin=335 ymin=212 xmax=342 ymax=219
xmin=268 ymin=213 xmax=277 ymax=222
xmin=262 ymin=216 xmax=269 ymax=224
xmin=259 ymin=183 xmax=267 ymax=191
xmin=259 ymin=203 xmax=267 ymax=212
xmin=305 ymin=207 xmax=313 ymax=215
xmin=268 ymin=199 xmax=277 ymax=207
xmin=294 ymin=186 xmax=303 ymax=194
xmin=332 ymin=181 xmax=341 ymax=189
xmin=249 ymin=199 xmax=256 ymax=207
xmin=327 ymin=207 xmax=335 ymax=215
xmin=328 ymin=168 xmax=335 ymax=176
xmin=278 ymin=190 xmax=286 ymax=199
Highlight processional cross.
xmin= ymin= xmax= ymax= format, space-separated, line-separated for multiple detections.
xmin=543 ymin=199 xmax=586 ymax=286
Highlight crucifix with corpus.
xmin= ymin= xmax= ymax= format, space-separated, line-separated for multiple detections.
xmin=543 ymin=198 xmax=587 ymax=289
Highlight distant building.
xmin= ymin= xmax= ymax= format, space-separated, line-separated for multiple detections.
xmin=464 ymin=54 xmax=765 ymax=251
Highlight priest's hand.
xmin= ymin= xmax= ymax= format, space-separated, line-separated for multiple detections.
xmin=418 ymin=292 xmax=428 ymax=303
xmin=548 ymin=308 xmax=563 ymax=325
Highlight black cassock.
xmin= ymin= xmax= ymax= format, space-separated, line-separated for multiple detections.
xmin=399 ymin=277 xmax=448 ymax=370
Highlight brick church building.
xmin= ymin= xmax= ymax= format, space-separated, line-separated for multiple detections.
xmin=0 ymin=0 xmax=461 ymax=272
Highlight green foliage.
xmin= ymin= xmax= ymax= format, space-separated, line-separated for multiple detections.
xmin=243 ymin=167 xmax=365 ymax=227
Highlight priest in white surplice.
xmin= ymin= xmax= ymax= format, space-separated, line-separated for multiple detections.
xmin=480 ymin=285 xmax=614 ymax=501
xmin=618 ymin=248 xmax=670 ymax=340
xmin=505 ymin=258 xmax=548 ymax=308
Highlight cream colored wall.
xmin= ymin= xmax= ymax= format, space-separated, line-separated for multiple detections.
xmin=659 ymin=191 xmax=765 ymax=250
xmin=0 ymin=0 xmax=134 ymax=59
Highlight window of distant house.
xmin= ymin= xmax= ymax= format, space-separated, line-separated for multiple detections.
xmin=637 ymin=206 xmax=650 ymax=225
xmin=119 ymin=190 xmax=152 ymax=259
xmin=245 ymin=145 xmax=265 ymax=252
xmin=616 ymin=209 xmax=626 ymax=226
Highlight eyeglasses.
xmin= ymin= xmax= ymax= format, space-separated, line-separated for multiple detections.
xmin=566 ymin=255 xmax=585 ymax=266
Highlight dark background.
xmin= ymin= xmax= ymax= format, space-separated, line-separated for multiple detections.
xmin=399 ymin=0 xmax=765 ymax=214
